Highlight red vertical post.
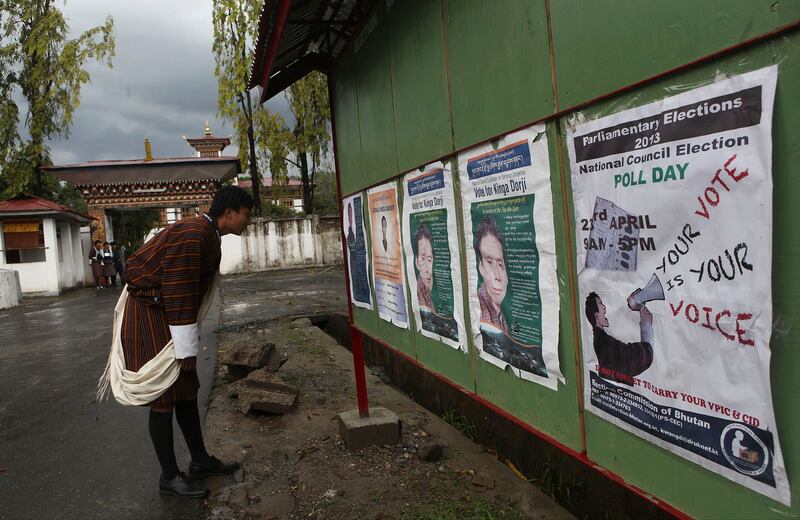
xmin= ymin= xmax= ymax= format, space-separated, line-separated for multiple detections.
xmin=350 ymin=327 xmax=370 ymax=417
xmin=329 ymin=76 xmax=370 ymax=418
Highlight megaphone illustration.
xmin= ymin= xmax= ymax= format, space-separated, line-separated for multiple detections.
xmin=628 ymin=274 xmax=665 ymax=311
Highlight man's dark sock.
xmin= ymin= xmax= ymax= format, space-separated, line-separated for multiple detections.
xmin=148 ymin=409 xmax=179 ymax=480
xmin=175 ymin=399 xmax=211 ymax=464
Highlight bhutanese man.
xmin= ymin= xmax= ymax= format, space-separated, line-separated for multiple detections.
xmin=98 ymin=185 xmax=253 ymax=498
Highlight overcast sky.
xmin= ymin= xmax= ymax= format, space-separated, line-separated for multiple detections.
xmin=51 ymin=0 xmax=290 ymax=166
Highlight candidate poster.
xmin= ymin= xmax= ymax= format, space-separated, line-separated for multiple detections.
xmin=368 ymin=182 xmax=409 ymax=328
xmin=402 ymin=160 xmax=467 ymax=350
xmin=567 ymin=66 xmax=788 ymax=504
xmin=342 ymin=193 xmax=372 ymax=309
xmin=459 ymin=124 xmax=562 ymax=389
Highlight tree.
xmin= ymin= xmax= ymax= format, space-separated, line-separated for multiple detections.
xmin=0 ymin=0 xmax=115 ymax=198
xmin=212 ymin=0 xmax=266 ymax=215
xmin=286 ymin=71 xmax=331 ymax=214
xmin=254 ymin=108 xmax=291 ymax=186
xmin=111 ymin=208 xmax=162 ymax=255
xmin=312 ymin=169 xmax=339 ymax=215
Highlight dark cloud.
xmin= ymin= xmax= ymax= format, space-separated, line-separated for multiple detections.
xmin=49 ymin=0 xmax=292 ymax=166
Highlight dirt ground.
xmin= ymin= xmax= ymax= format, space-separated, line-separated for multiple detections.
xmin=199 ymin=269 xmax=571 ymax=520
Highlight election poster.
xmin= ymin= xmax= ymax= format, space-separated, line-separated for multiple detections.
xmin=342 ymin=192 xmax=372 ymax=309
xmin=368 ymin=182 xmax=409 ymax=328
xmin=459 ymin=124 xmax=562 ymax=389
xmin=402 ymin=160 xmax=467 ymax=351
xmin=567 ymin=66 xmax=788 ymax=504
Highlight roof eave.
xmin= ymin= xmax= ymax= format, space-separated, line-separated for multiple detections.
xmin=0 ymin=209 xmax=94 ymax=224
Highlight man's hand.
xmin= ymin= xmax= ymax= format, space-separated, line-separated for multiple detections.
xmin=179 ymin=357 xmax=197 ymax=371
xmin=639 ymin=306 xmax=653 ymax=325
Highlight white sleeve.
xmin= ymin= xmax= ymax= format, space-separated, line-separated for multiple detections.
xmin=169 ymin=323 xmax=199 ymax=359
xmin=640 ymin=321 xmax=654 ymax=347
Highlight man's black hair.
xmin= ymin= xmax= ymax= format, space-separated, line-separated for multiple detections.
xmin=94 ymin=240 xmax=102 ymax=245
xmin=208 ymin=185 xmax=255 ymax=218
xmin=412 ymin=223 xmax=433 ymax=256
xmin=585 ymin=292 xmax=600 ymax=327
xmin=474 ymin=215 xmax=505 ymax=262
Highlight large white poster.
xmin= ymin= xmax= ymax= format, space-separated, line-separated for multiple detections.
xmin=368 ymin=181 xmax=409 ymax=328
xmin=459 ymin=124 xmax=563 ymax=389
xmin=342 ymin=193 xmax=373 ymax=310
xmin=402 ymin=160 xmax=467 ymax=351
xmin=567 ymin=66 xmax=788 ymax=504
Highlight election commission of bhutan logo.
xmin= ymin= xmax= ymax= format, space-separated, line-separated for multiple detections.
xmin=721 ymin=423 xmax=769 ymax=477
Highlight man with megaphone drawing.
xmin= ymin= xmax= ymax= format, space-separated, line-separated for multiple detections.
xmin=585 ymin=274 xmax=664 ymax=385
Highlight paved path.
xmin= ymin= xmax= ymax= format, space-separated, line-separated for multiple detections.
xmin=0 ymin=285 xmax=220 ymax=520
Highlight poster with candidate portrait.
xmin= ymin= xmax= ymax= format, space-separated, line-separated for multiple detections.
xmin=401 ymin=160 xmax=467 ymax=351
xmin=342 ymin=192 xmax=373 ymax=309
xmin=459 ymin=124 xmax=562 ymax=389
xmin=368 ymin=181 xmax=409 ymax=328
xmin=567 ymin=66 xmax=789 ymax=504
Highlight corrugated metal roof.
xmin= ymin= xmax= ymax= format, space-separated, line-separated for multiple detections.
xmin=0 ymin=194 xmax=94 ymax=223
xmin=249 ymin=0 xmax=375 ymax=101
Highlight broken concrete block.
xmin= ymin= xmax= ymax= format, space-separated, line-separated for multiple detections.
xmin=337 ymin=407 xmax=401 ymax=451
xmin=221 ymin=340 xmax=275 ymax=381
xmin=266 ymin=351 xmax=289 ymax=372
xmin=228 ymin=370 xmax=298 ymax=415
xmin=221 ymin=340 xmax=274 ymax=369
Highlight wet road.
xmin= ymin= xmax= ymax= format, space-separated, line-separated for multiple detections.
xmin=0 ymin=285 xmax=220 ymax=520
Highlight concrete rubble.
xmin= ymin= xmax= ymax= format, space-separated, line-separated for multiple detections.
xmin=220 ymin=335 xmax=275 ymax=380
xmin=227 ymin=367 xmax=298 ymax=415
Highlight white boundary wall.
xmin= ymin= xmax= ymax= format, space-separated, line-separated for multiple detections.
xmin=220 ymin=215 xmax=342 ymax=274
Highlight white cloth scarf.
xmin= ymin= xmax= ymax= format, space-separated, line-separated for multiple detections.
xmin=96 ymin=276 xmax=217 ymax=406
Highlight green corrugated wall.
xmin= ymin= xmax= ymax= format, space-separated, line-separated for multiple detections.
xmin=329 ymin=1 xmax=800 ymax=517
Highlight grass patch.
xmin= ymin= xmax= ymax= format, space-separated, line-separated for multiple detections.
xmin=403 ymin=495 xmax=524 ymax=520
xmin=442 ymin=408 xmax=478 ymax=441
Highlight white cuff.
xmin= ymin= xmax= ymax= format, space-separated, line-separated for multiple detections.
xmin=640 ymin=321 xmax=654 ymax=346
xmin=170 ymin=323 xmax=199 ymax=359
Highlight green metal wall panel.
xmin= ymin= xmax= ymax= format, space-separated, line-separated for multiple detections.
xmin=570 ymin=35 xmax=800 ymax=518
xmin=329 ymin=0 xmax=800 ymax=514
xmin=550 ymin=0 xmax=800 ymax=110
xmin=332 ymin=48 xmax=365 ymax=196
xmin=353 ymin=1 xmax=400 ymax=188
xmin=473 ymin=123 xmax=583 ymax=451
xmin=443 ymin=0 xmax=554 ymax=150
xmin=386 ymin=0 xmax=454 ymax=173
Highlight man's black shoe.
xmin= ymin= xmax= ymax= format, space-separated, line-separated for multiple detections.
xmin=187 ymin=456 xmax=240 ymax=480
xmin=159 ymin=472 xmax=209 ymax=499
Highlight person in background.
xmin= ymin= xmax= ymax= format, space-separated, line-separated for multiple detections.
xmin=111 ymin=242 xmax=124 ymax=286
xmin=89 ymin=240 xmax=105 ymax=290
xmin=102 ymin=241 xmax=116 ymax=287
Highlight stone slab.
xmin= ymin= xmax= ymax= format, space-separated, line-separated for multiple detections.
xmin=221 ymin=340 xmax=274 ymax=372
xmin=337 ymin=407 xmax=401 ymax=451
xmin=228 ymin=370 xmax=298 ymax=415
